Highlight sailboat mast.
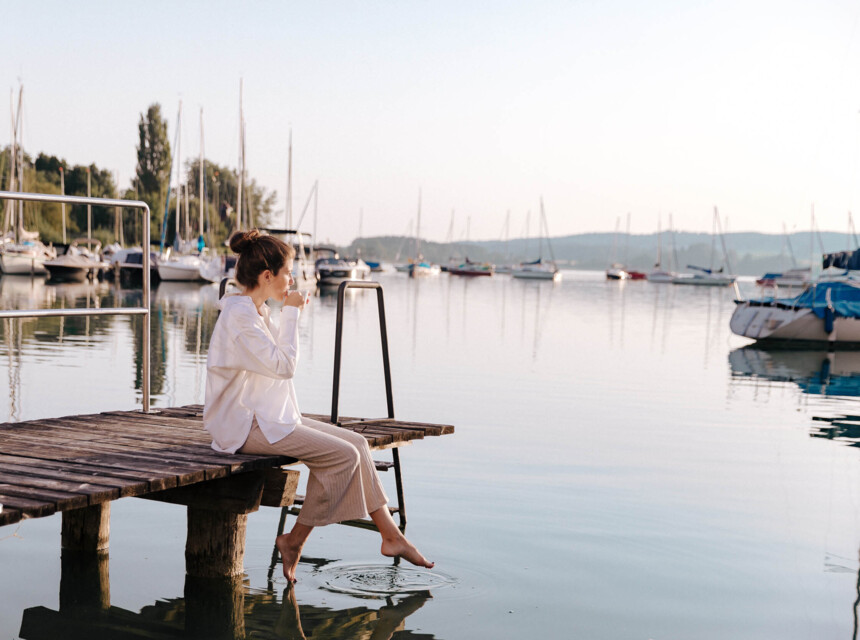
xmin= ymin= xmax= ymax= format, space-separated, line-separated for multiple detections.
xmin=60 ymin=167 xmax=66 ymax=243
xmin=3 ymin=89 xmax=14 ymax=235
xmin=177 ymin=102 xmax=183 ymax=242
xmin=237 ymin=79 xmax=244 ymax=232
xmin=415 ymin=189 xmax=421 ymax=260
xmin=15 ymin=86 xmax=24 ymax=243
xmin=87 ymin=168 xmax=92 ymax=242
xmin=286 ymin=128 xmax=292 ymax=229
xmin=199 ymin=108 xmax=205 ymax=244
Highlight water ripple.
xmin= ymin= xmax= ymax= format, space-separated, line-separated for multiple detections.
xmin=315 ymin=563 xmax=458 ymax=596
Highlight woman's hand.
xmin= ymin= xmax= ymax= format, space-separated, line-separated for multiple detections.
xmin=283 ymin=290 xmax=306 ymax=309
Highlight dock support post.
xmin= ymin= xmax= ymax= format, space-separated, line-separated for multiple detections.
xmin=60 ymin=503 xmax=111 ymax=614
xmin=186 ymin=508 xmax=248 ymax=578
xmin=61 ymin=503 xmax=110 ymax=553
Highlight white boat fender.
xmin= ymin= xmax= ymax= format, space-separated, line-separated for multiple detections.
xmin=825 ymin=287 xmax=836 ymax=335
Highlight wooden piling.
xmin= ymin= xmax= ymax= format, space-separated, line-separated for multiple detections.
xmin=61 ymin=503 xmax=110 ymax=553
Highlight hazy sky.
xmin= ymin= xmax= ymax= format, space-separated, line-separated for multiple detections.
xmin=5 ymin=0 xmax=860 ymax=245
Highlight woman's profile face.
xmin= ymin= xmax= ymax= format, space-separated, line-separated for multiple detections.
xmin=271 ymin=259 xmax=294 ymax=296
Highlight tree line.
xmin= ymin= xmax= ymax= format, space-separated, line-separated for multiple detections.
xmin=0 ymin=103 xmax=274 ymax=250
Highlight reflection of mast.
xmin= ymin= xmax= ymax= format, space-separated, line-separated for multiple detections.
xmin=5 ymin=318 xmax=21 ymax=421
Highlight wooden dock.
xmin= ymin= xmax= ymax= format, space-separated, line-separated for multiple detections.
xmin=0 ymin=404 xmax=453 ymax=577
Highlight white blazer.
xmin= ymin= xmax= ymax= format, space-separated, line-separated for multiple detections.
xmin=204 ymin=294 xmax=302 ymax=453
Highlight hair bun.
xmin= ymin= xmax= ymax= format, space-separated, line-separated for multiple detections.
xmin=229 ymin=229 xmax=262 ymax=254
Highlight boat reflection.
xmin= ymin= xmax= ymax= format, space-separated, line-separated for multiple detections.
xmin=728 ymin=347 xmax=860 ymax=398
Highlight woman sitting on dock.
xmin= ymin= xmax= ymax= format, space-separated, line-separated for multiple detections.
xmin=204 ymin=229 xmax=433 ymax=582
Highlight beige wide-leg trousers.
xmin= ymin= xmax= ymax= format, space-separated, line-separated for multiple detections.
xmin=238 ymin=415 xmax=389 ymax=527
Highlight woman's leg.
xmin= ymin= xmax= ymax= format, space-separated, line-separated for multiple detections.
xmin=370 ymin=505 xmax=434 ymax=569
xmin=300 ymin=417 xmax=433 ymax=569
xmin=240 ymin=422 xmax=368 ymax=581
xmin=275 ymin=521 xmax=313 ymax=583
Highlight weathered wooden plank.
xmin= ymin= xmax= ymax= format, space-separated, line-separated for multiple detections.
xmin=0 ymin=493 xmax=55 ymax=517
xmin=0 ymin=507 xmax=23 ymax=527
xmin=0 ymin=462 xmax=147 ymax=498
xmin=0 ymin=431 xmax=229 ymax=478
xmin=0 ymin=471 xmax=120 ymax=504
xmin=0 ymin=483 xmax=88 ymax=510
xmin=0 ymin=444 xmax=186 ymax=486
xmin=4 ymin=419 xmax=285 ymax=472
xmin=48 ymin=416 xmax=210 ymax=443
xmin=0 ymin=454 xmax=178 ymax=491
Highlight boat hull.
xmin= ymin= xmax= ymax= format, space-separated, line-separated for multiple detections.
xmin=158 ymin=262 xmax=204 ymax=282
xmin=730 ymin=302 xmax=860 ymax=343
xmin=0 ymin=253 xmax=48 ymax=275
xmin=512 ymin=269 xmax=561 ymax=281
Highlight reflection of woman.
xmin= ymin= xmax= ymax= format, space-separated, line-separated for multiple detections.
xmin=204 ymin=230 xmax=433 ymax=581
xmin=275 ymin=585 xmax=431 ymax=639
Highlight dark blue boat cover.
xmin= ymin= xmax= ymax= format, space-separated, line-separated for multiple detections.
xmin=762 ymin=281 xmax=860 ymax=319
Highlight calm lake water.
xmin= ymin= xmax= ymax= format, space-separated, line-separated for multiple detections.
xmin=1 ymin=270 xmax=860 ymax=639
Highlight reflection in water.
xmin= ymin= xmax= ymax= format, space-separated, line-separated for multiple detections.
xmin=18 ymin=551 xmax=436 ymax=640
xmin=729 ymin=347 xmax=860 ymax=398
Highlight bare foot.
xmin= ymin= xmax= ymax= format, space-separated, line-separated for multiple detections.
xmin=276 ymin=533 xmax=303 ymax=582
xmin=381 ymin=536 xmax=435 ymax=569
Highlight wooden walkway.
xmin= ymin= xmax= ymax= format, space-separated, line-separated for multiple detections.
xmin=0 ymin=404 xmax=454 ymax=528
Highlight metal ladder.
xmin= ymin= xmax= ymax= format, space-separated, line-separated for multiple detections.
xmin=273 ymin=279 xmax=407 ymax=537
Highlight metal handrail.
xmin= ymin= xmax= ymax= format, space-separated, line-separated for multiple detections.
xmin=0 ymin=190 xmax=153 ymax=412
xmin=330 ymin=280 xmax=394 ymax=424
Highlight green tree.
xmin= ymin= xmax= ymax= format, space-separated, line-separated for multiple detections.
xmin=135 ymin=104 xmax=172 ymax=241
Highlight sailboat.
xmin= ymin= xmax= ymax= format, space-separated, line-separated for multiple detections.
xmin=512 ymin=198 xmax=561 ymax=281
xmin=408 ymin=191 xmax=440 ymax=277
xmin=756 ymin=222 xmax=813 ymax=288
xmin=647 ymin=215 xmax=676 ymax=282
xmin=672 ymin=208 xmax=736 ymax=286
xmin=606 ymin=217 xmax=629 ymax=280
xmin=0 ymin=85 xmax=56 ymax=276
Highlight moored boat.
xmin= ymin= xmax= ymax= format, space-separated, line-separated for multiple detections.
xmin=0 ymin=240 xmax=54 ymax=275
xmin=756 ymin=267 xmax=811 ymax=288
xmin=606 ymin=263 xmax=629 ymax=280
xmin=730 ymin=280 xmax=860 ymax=344
xmin=512 ymin=258 xmax=560 ymax=281
xmin=43 ymin=238 xmax=108 ymax=282
xmin=672 ymin=265 xmax=736 ymax=286
xmin=448 ymin=258 xmax=494 ymax=276
xmin=316 ymin=256 xmax=372 ymax=285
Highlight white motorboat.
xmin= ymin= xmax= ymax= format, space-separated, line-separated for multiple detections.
xmin=730 ymin=280 xmax=860 ymax=344
xmin=109 ymin=247 xmax=161 ymax=284
xmin=606 ymin=263 xmax=629 ymax=280
xmin=316 ymin=257 xmax=372 ymax=285
xmin=44 ymin=239 xmax=108 ymax=282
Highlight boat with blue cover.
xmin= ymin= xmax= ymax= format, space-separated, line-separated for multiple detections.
xmin=730 ymin=279 xmax=860 ymax=344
